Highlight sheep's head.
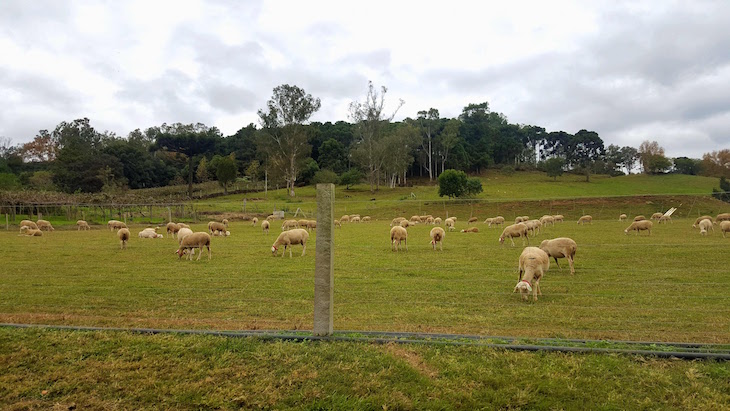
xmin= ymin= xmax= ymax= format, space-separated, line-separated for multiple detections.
xmin=623 ymin=229 xmax=629 ymax=235
xmin=271 ymin=245 xmax=278 ymax=255
xmin=513 ymin=280 xmax=533 ymax=301
xmin=498 ymin=236 xmax=505 ymax=244
xmin=175 ymin=248 xmax=184 ymax=259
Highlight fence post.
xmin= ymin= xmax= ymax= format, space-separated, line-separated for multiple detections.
xmin=314 ymin=183 xmax=334 ymax=337
xmin=5 ymin=213 xmax=8 ymax=231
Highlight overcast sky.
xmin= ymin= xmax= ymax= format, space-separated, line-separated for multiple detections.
xmin=2 ymin=0 xmax=729 ymax=158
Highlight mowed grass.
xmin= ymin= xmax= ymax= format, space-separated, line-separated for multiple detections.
xmin=1 ymin=215 xmax=729 ymax=344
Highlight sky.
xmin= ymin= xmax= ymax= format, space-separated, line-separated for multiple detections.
xmin=1 ymin=0 xmax=729 ymax=158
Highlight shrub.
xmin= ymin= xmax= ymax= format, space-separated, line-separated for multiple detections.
xmin=543 ymin=157 xmax=565 ymax=181
xmin=501 ymin=165 xmax=515 ymax=176
xmin=339 ymin=169 xmax=363 ymax=190
xmin=438 ymin=169 xmax=468 ymax=198
xmin=465 ymin=177 xmax=483 ymax=197
xmin=312 ymin=169 xmax=338 ymax=185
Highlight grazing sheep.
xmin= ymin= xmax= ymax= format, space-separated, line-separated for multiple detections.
xmin=539 ymin=215 xmax=554 ymax=226
xmin=362 ymin=216 xmax=372 ymax=223
xmin=425 ymin=216 xmax=434 ymax=224
xmin=468 ymin=217 xmax=478 ymax=224
xmin=334 ymin=219 xmax=341 ymax=228
xmin=340 ymin=215 xmax=350 ymax=223
xmin=444 ymin=217 xmax=456 ymax=231
xmin=19 ymin=226 xmax=43 ymax=236
xmin=209 ymin=221 xmax=227 ymax=235
xmin=461 ymin=227 xmax=479 ymax=233
xmin=650 ymin=212 xmax=664 ymax=221
xmin=624 ymin=220 xmax=653 ymax=236
xmin=521 ymin=216 xmax=529 ymax=221
xmin=306 ymin=220 xmax=317 ymax=231
xmin=692 ymin=215 xmax=713 ymax=228
xmin=634 ymin=215 xmax=646 ymax=222
xmin=176 ymin=232 xmax=212 ymax=261
xmin=399 ymin=219 xmax=412 ymax=228
xmin=524 ymin=219 xmax=542 ymax=237
xmin=433 ymin=217 xmax=442 ymax=225
xmin=619 ymin=214 xmax=627 ymax=221
xmin=20 ymin=220 xmax=39 ymax=230
xmin=499 ymin=223 xmax=529 ymax=246
xmin=222 ymin=219 xmax=229 ymax=227
xmin=715 ymin=213 xmax=730 ymax=223
xmin=390 ymin=226 xmax=408 ymax=251
xmin=489 ymin=216 xmax=505 ymax=227
xmin=720 ymin=221 xmax=730 ymax=238
xmin=118 ymin=228 xmax=130 ymax=249
xmin=166 ymin=222 xmax=181 ymax=238
xmin=177 ymin=223 xmax=191 ymax=229
xmin=271 ymin=228 xmax=309 ymax=258
xmin=138 ymin=229 xmax=163 ymax=239
xmin=34 ymin=219 xmax=54 ymax=231
xmin=177 ymin=228 xmax=194 ymax=243
xmin=390 ymin=217 xmax=406 ymax=227
xmin=658 ymin=215 xmax=672 ymax=224
xmin=281 ymin=220 xmax=299 ymax=231
xmin=409 ymin=215 xmax=421 ymax=224
xmin=261 ymin=220 xmax=270 ymax=234
xmin=107 ymin=220 xmax=121 ymax=231
xmin=76 ymin=220 xmax=91 ymax=230
xmin=266 ymin=214 xmax=276 ymax=221
xmin=108 ymin=220 xmax=127 ymax=231
xmin=430 ymin=226 xmax=445 ymax=251
xmin=552 ymin=215 xmax=564 ymax=223
xmin=577 ymin=215 xmax=592 ymax=225
xmin=483 ymin=217 xmax=493 ymax=225
xmin=252 ymin=217 xmax=259 ymax=226
xmin=698 ymin=218 xmax=713 ymax=236
xmin=212 ymin=230 xmax=230 ymax=237
xmin=515 ymin=216 xmax=526 ymax=224
xmin=351 ymin=216 xmax=361 ymax=223
xmin=539 ymin=237 xmax=577 ymax=275
xmin=514 ymin=247 xmax=550 ymax=302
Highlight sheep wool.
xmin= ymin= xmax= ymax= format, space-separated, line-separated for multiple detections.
xmin=271 ymin=228 xmax=309 ymax=258
xmin=514 ymin=247 xmax=550 ymax=302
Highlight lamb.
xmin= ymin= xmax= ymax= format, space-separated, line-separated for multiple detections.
xmin=499 ymin=223 xmax=529 ymax=246
xmin=444 ymin=217 xmax=456 ymax=231
xmin=306 ymin=220 xmax=317 ymax=231
xmin=433 ymin=217 xmax=442 ymax=225
xmin=19 ymin=226 xmax=43 ymax=236
xmin=399 ymin=219 xmax=412 ymax=228
xmin=209 ymin=221 xmax=227 ymax=235
xmin=513 ymin=247 xmax=550 ymax=302
xmin=351 ymin=216 xmax=361 ymax=223
xmin=624 ymin=220 xmax=653 ymax=236
xmin=715 ymin=213 xmax=730 ymax=223
xmin=539 ymin=237 xmax=577 ymax=275
xmin=252 ymin=217 xmax=259 ymax=226
xmin=118 ymin=228 xmax=130 ymax=250
xmin=20 ymin=220 xmax=39 ymax=230
xmin=334 ymin=219 xmax=341 ymax=228
xmin=650 ymin=212 xmax=664 ymax=221
xmin=177 ymin=227 xmax=194 ymax=243
xmin=577 ymin=215 xmax=592 ymax=225
xmin=429 ymin=226 xmax=445 ymax=251
xmin=720 ymin=221 xmax=730 ymax=238
xmin=658 ymin=215 xmax=672 ymax=224
xmin=619 ymin=214 xmax=627 ymax=221
xmin=76 ymin=220 xmax=91 ymax=230
xmin=461 ymin=227 xmax=479 ymax=233
xmin=698 ymin=218 xmax=713 ymax=236
xmin=692 ymin=215 xmax=713 ymax=228
xmin=271 ymin=228 xmax=309 ymax=258
xmin=176 ymin=232 xmax=212 ymax=261
xmin=468 ymin=217 xmax=478 ymax=224
xmin=35 ymin=219 xmax=55 ymax=231
xmin=489 ymin=216 xmax=505 ymax=227
xmin=390 ymin=226 xmax=408 ymax=251
xmin=166 ymin=222 xmax=181 ymax=238
xmin=340 ymin=215 xmax=350 ymax=223
xmin=138 ymin=229 xmax=163 ymax=239
xmin=262 ymin=220 xmax=270 ymax=234
xmin=552 ymin=215 xmax=564 ymax=223
xmin=633 ymin=215 xmax=646 ymax=222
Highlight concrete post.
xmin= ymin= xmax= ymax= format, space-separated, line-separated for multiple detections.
xmin=314 ymin=183 xmax=334 ymax=336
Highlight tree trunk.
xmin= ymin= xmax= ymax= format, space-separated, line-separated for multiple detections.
xmin=428 ymin=137 xmax=433 ymax=181
xmin=188 ymin=156 xmax=194 ymax=199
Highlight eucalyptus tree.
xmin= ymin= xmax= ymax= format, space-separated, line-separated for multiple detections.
xmin=257 ymin=84 xmax=321 ymax=197
xmin=417 ymin=108 xmax=440 ymax=181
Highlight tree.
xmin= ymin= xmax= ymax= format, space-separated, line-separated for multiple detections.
xmin=465 ymin=177 xmax=483 ymax=197
xmin=566 ymin=130 xmax=604 ymax=182
xmin=638 ymin=140 xmax=671 ymax=174
xmin=154 ymin=123 xmax=220 ymax=198
xmin=604 ymin=144 xmax=624 ymax=175
xmin=543 ymin=157 xmax=565 ymax=180
xmin=620 ymin=146 xmax=639 ymax=174
xmin=349 ymin=81 xmax=404 ymax=192
xmin=435 ymin=119 xmax=461 ymax=176
xmin=382 ymin=123 xmax=420 ymax=187
xmin=258 ymin=84 xmax=321 ymax=197
xmin=245 ymin=160 xmax=260 ymax=184
xmin=673 ymin=157 xmax=702 ymax=175
xmin=317 ymin=138 xmax=348 ymax=174
xmin=417 ymin=108 xmax=440 ymax=181
xmin=312 ymin=169 xmax=338 ymax=185
xmin=712 ymin=176 xmax=730 ymax=202
xmin=216 ymin=155 xmax=237 ymax=195
xmin=339 ymin=169 xmax=363 ymax=190
xmin=438 ymin=169 xmax=468 ymax=198
xmin=701 ymin=150 xmax=730 ymax=178
xmin=21 ymin=130 xmax=57 ymax=162
xmin=196 ymin=157 xmax=210 ymax=182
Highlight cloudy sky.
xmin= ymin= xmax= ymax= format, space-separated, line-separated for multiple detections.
xmin=1 ymin=0 xmax=729 ymax=158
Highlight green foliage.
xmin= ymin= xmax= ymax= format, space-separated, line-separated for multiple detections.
xmin=299 ymin=157 xmax=320 ymax=185
xmin=500 ymin=165 xmax=515 ymax=176
xmin=215 ymin=156 xmax=237 ymax=195
xmin=196 ymin=157 xmax=209 ymax=182
xmin=339 ymin=169 xmax=363 ymax=189
xmin=0 ymin=172 xmax=20 ymax=190
xmin=674 ymin=156 xmax=702 ymax=175
xmin=712 ymin=176 xmax=730 ymax=202
xmin=438 ymin=169 xmax=468 ymax=198
xmin=544 ymin=157 xmax=565 ymax=180
xmin=465 ymin=177 xmax=483 ymax=196
xmin=316 ymin=138 xmax=347 ymax=174
xmin=312 ymin=169 xmax=338 ymax=185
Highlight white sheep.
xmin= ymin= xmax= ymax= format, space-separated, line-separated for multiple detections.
xmin=351 ymin=216 xmax=361 ymax=223
xmin=633 ymin=215 xmax=646 ymax=222
xmin=261 ymin=220 xmax=270 ymax=234
xmin=444 ymin=217 xmax=455 ymax=231
xmin=166 ymin=222 xmax=181 ymax=238
xmin=222 ymin=219 xmax=229 ymax=227
xmin=36 ymin=219 xmax=55 ymax=231
xmin=489 ymin=216 xmax=505 ymax=227
xmin=425 ymin=216 xmax=434 ymax=224
xmin=334 ymin=219 xmax=341 ymax=229
xmin=650 ymin=212 xmax=664 ymax=221
xmin=715 ymin=213 xmax=730 ymax=223
xmin=177 ymin=223 xmax=191 ymax=229
xmin=658 ymin=215 xmax=672 ymax=224
xmin=619 ymin=213 xmax=627 ymax=221
xmin=209 ymin=221 xmax=227 ymax=235
xmin=539 ymin=237 xmax=577 ymax=275
xmin=390 ymin=226 xmax=408 ymax=251
xmin=524 ymin=219 xmax=542 ymax=237
xmin=552 ymin=215 xmax=564 ymax=223
xmin=76 ymin=220 xmax=91 ymax=230
xmin=362 ymin=216 xmax=372 ymax=223
xmin=19 ymin=226 xmax=43 ymax=236
xmin=20 ymin=220 xmax=39 ymax=231
xmin=306 ymin=220 xmax=317 ymax=231
xmin=409 ymin=215 xmax=421 ymax=224
xmin=340 ymin=215 xmax=350 ymax=223
xmin=514 ymin=246 xmax=550 ymax=302
xmin=720 ymin=221 xmax=730 ymax=238
xmin=107 ymin=220 xmax=121 ymax=231
xmin=692 ymin=215 xmax=713 ymax=228
xmin=177 ymin=228 xmax=194 ymax=243
xmin=624 ymin=220 xmax=653 ymax=236
xmin=138 ymin=228 xmax=163 ymax=239
xmin=271 ymin=228 xmax=309 ymax=258
xmin=281 ymin=220 xmax=299 ymax=231
xmin=433 ymin=217 xmax=442 ymax=225
xmin=539 ymin=215 xmax=554 ymax=226
xmin=212 ymin=230 xmax=230 ymax=237
xmin=499 ymin=223 xmax=529 ymax=246
xmin=298 ymin=219 xmax=310 ymax=228
xmin=176 ymin=232 xmax=212 ymax=261
xmin=399 ymin=219 xmax=412 ymax=228
xmin=429 ymin=226 xmax=445 ymax=251
xmin=514 ymin=216 xmax=526 ymax=224
xmin=252 ymin=217 xmax=259 ymax=226
xmin=577 ymin=215 xmax=592 ymax=224
xmin=461 ymin=227 xmax=479 ymax=233
xmin=118 ymin=228 xmax=130 ymax=250
xmin=390 ymin=217 xmax=406 ymax=227
xmin=483 ymin=217 xmax=493 ymax=225
xmin=698 ymin=218 xmax=713 ymax=236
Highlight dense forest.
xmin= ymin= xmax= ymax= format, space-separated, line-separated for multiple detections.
xmin=0 ymin=83 xmax=728 ymax=197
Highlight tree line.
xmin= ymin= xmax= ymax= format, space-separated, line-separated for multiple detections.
xmin=1 ymin=82 xmax=728 ymax=197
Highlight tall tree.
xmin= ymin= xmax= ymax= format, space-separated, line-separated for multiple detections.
xmin=638 ymin=140 xmax=671 ymax=174
xmin=620 ymin=146 xmax=639 ymax=174
xmin=349 ymin=81 xmax=404 ymax=192
xmin=382 ymin=123 xmax=420 ymax=187
xmin=566 ymin=129 xmax=604 ymax=182
xmin=673 ymin=157 xmax=702 ymax=175
xmin=21 ymin=130 xmax=57 ymax=162
xmin=258 ymin=84 xmax=321 ymax=197
xmin=216 ymin=155 xmax=237 ymax=195
xmin=701 ymin=149 xmax=730 ymax=178
xmin=417 ymin=108 xmax=440 ymax=181
xmin=435 ymin=119 xmax=461 ymax=175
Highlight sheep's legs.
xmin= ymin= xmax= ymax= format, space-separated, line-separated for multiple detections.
xmin=554 ymin=258 xmax=562 ymax=271
xmin=568 ymin=257 xmax=575 ymax=274
xmin=301 ymin=244 xmax=306 ymax=257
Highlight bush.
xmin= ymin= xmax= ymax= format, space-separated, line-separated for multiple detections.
xmin=465 ymin=177 xmax=483 ymax=197
xmin=339 ymin=169 xmax=363 ymax=190
xmin=312 ymin=169 xmax=338 ymax=185
xmin=438 ymin=169 xmax=468 ymax=198
xmin=543 ymin=157 xmax=565 ymax=181
xmin=501 ymin=165 xmax=515 ymax=176
xmin=0 ymin=173 xmax=20 ymax=190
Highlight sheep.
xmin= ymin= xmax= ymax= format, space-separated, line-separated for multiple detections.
xmin=409 ymin=215 xmax=421 ymax=224
xmin=650 ymin=212 xmax=664 ymax=221
xmin=468 ymin=217 xmax=478 ymax=224
xmin=577 ymin=215 xmax=592 ymax=225
xmin=362 ymin=216 xmax=372 ymax=223
xmin=524 ymin=219 xmax=542 ymax=237
xmin=176 ymin=232 xmax=212 ymax=261
xmin=499 ymin=223 xmax=529 ymax=246
xmin=222 ymin=219 xmax=229 ymax=227
xmin=444 ymin=217 xmax=456 ymax=231
xmin=521 ymin=216 xmax=529 ymax=221
xmin=212 ymin=230 xmax=230 ymax=237
xmin=340 ymin=215 xmax=350 ymax=223
xmin=390 ymin=226 xmax=408 ymax=251
xmin=720 ymin=221 xmax=730 ymax=238
xmin=698 ymin=218 xmax=713 ymax=236
xmin=390 ymin=217 xmax=406 ymax=227
xmin=715 ymin=213 xmax=730 ymax=223
xmin=515 ymin=216 xmax=526 ymax=224
xmin=624 ymin=220 xmax=653 ymax=236
xmin=539 ymin=215 xmax=554 ymax=226
xmin=76 ymin=220 xmax=91 ymax=231
xmin=138 ymin=229 xmax=163 ymax=239
xmin=166 ymin=222 xmax=181 ymax=238
xmin=633 ymin=215 xmax=646 ymax=222
xmin=461 ymin=227 xmax=479 ymax=233
xmin=33 ymin=219 xmax=54 ymax=231
xmin=306 ymin=220 xmax=317 ymax=231
xmin=271 ymin=228 xmax=309 ymax=258
xmin=298 ymin=219 xmax=310 ymax=228
xmin=209 ymin=221 xmax=227 ymax=235
xmin=539 ymin=237 xmax=577 ymax=275
xmin=281 ymin=220 xmax=299 ymax=231
xmin=20 ymin=220 xmax=39 ymax=231
xmin=266 ymin=214 xmax=276 ymax=221
xmin=552 ymin=215 xmax=564 ymax=223
xmin=252 ymin=217 xmax=259 ymax=226
xmin=399 ymin=219 xmax=412 ymax=228
xmin=261 ymin=220 xmax=270 ymax=234
xmin=483 ymin=217 xmax=493 ymax=225
xmin=334 ymin=219 xmax=341 ymax=228
xmin=433 ymin=217 xmax=442 ymax=225
xmin=514 ymin=247 xmax=550 ymax=302
xmin=425 ymin=216 xmax=434 ymax=224
xmin=351 ymin=216 xmax=361 ymax=223
xmin=107 ymin=220 xmax=120 ymax=231
xmin=619 ymin=214 xmax=627 ymax=221
xmin=118 ymin=228 xmax=130 ymax=250
xmin=489 ymin=216 xmax=505 ymax=227
xmin=177 ymin=228 xmax=194 ymax=243
xmin=177 ymin=223 xmax=191 ymax=229
xmin=692 ymin=215 xmax=713 ymax=228
xmin=429 ymin=226 xmax=445 ymax=251
xmin=19 ymin=226 xmax=43 ymax=236
xmin=658 ymin=215 xmax=672 ymax=224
